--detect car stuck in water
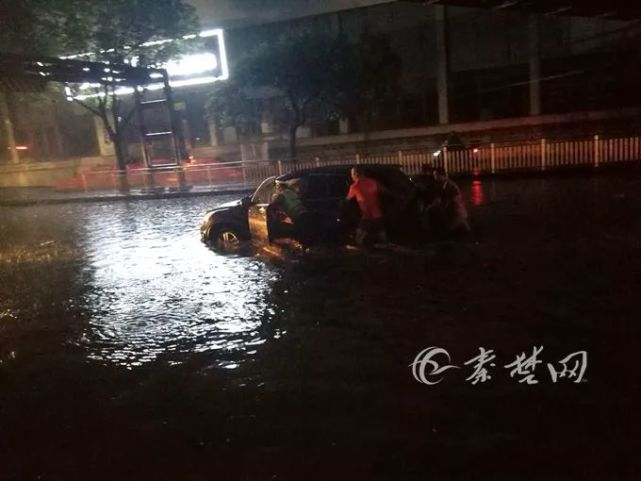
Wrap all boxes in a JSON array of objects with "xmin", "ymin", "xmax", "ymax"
[{"xmin": 200, "ymin": 165, "xmax": 422, "ymax": 252}]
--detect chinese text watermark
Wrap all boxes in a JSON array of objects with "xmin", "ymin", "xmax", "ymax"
[{"xmin": 410, "ymin": 346, "xmax": 587, "ymax": 385}]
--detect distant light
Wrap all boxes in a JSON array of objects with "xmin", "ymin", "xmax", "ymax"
[
  {"xmin": 65, "ymin": 28, "xmax": 229, "ymax": 100},
  {"xmin": 169, "ymin": 75, "xmax": 219, "ymax": 88},
  {"xmin": 14, "ymin": 146, "xmax": 28, "ymax": 151},
  {"xmin": 433, "ymin": 150, "xmax": 442, "ymax": 157},
  {"xmin": 72, "ymin": 75, "xmax": 222, "ymax": 100},
  {"xmin": 141, "ymin": 38, "xmax": 172, "ymax": 47},
  {"xmin": 473, "ymin": 148, "xmax": 479, "ymax": 154},
  {"xmin": 165, "ymin": 53, "xmax": 217, "ymax": 77},
  {"xmin": 199, "ymin": 29, "xmax": 220, "ymax": 38}
]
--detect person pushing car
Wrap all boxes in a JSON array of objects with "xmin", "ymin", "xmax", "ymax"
[{"xmin": 346, "ymin": 166, "xmax": 389, "ymax": 246}]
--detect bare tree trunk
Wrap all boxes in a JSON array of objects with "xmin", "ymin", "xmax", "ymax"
[
  {"xmin": 112, "ymin": 133, "xmax": 129, "ymax": 193},
  {"xmin": 289, "ymin": 124, "xmax": 298, "ymax": 163},
  {"xmin": 0, "ymin": 92, "xmax": 19, "ymax": 163},
  {"xmin": 51, "ymin": 110, "xmax": 64, "ymax": 158},
  {"xmin": 73, "ymin": 93, "xmax": 130, "ymax": 193}
]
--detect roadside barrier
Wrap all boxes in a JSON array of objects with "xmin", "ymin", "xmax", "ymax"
[{"xmin": 63, "ymin": 134, "xmax": 641, "ymax": 192}]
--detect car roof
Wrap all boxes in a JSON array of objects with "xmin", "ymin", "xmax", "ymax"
[{"xmin": 276, "ymin": 163, "xmax": 402, "ymax": 182}]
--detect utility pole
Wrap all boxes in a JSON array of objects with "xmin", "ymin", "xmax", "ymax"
[
  {"xmin": 435, "ymin": 5, "xmax": 450, "ymax": 125},
  {"xmin": 0, "ymin": 92, "xmax": 19, "ymax": 163}
]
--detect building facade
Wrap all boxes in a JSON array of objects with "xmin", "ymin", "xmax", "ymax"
[{"xmin": 2, "ymin": 1, "xmax": 640, "ymax": 165}]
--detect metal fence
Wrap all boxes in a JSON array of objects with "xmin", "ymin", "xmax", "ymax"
[
  {"xmin": 341, "ymin": 134, "xmax": 641, "ymax": 176},
  {"xmin": 69, "ymin": 134, "xmax": 641, "ymax": 192}
]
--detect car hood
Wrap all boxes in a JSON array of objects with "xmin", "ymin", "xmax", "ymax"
[
  {"xmin": 214, "ymin": 199, "xmax": 244, "ymax": 211},
  {"xmin": 203, "ymin": 198, "xmax": 247, "ymax": 221}
]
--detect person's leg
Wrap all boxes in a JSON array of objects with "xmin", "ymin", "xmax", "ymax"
[
  {"xmin": 295, "ymin": 213, "xmax": 314, "ymax": 247},
  {"xmin": 374, "ymin": 218, "xmax": 389, "ymax": 244},
  {"xmin": 420, "ymin": 206, "xmax": 431, "ymax": 235},
  {"xmin": 355, "ymin": 219, "xmax": 370, "ymax": 246}
]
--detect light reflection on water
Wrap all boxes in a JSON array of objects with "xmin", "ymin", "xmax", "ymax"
[
  {"xmin": 470, "ymin": 180, "xmax": 485, "ymax": 207},
  {"xmin": 76, "ymin": 198, "xmax": 278, "ymax": 368},
  {"xmin": 1, "ymin": 196, "xmax": 280, "ymax": 369}
]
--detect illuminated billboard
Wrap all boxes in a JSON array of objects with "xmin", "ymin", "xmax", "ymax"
[{"xmin": 64, "ymin": 29, "xmax": 228, "ymax": 100}]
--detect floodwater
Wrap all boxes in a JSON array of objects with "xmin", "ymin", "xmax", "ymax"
[{"xmin": 1, "ymin": 173, "xmax": 640, "ymax": 480}]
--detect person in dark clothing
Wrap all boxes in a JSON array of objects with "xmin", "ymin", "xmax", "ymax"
[
  {"xmin": 426, "ymin": 168, "xmax": 470, "ymax": 236},
  {"xmin": 270, "ymin": 181, "xmax": 316, "ymax": 246},
  {"xmin": 414, "ymin": 164, "xmax": 439, "ymax": 234},
  {"xmin": 414, "ymin": 163, "xmax": 438, "ymax": 204}
]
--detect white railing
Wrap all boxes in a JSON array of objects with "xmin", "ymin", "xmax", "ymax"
[{"xmin": 68, "ymin": 134, "xmax": 641, "ymax": 192}]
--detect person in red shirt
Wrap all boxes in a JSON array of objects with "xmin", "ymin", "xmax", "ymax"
[{"xmin": 346, "ymin": 166, "xmax": 388, "ymax": 246}]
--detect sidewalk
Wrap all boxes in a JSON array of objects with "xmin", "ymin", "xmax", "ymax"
[{"xmin": 0, "ymin": 184, "xmax": 255, "ymax": 207}]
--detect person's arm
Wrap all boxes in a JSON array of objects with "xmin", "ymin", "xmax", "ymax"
[
  {"xmin": 346, "ymin": 184, "xmax": 356, "ymax": 200},
  {"xmin": 269, "ymin": 193, "xmax": 291, "ymax": 222}
]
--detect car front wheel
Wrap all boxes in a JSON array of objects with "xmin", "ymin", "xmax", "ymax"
[{"xmin": 209, "ymin": 225, "xmax": 245, "ymax": 253}]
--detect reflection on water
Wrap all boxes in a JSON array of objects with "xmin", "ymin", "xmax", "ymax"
[
  {"xmin": 0, "ymin": 196, "xmax": 280, "ymax": 369},
  {"xmin": 470, "ymin": 180, "xmax": 485, "ymax": 207}
]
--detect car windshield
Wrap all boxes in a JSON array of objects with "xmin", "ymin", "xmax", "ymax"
[{"xmin": 251, "ymin": 177, "xmax": 276, "ymax": 204}]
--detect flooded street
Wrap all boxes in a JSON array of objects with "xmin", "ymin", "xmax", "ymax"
[{"xmin": 1, "ymin": 174, "xmax": 640, "ymax": 480}]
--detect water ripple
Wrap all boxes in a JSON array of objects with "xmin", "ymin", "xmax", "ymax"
[{"xmin": 1, "ymin": 196, "xmax": 281, "ymax": 369}]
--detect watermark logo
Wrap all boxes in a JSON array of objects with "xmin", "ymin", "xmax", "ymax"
[
  {"xmin": 410, "ymin": 346, "xmax": 587, "ymax": 385},
  {"xmin": 410, "ymin": 347, "xmax": 461, "ymax": 385}
]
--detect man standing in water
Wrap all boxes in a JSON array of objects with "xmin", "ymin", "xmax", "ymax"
[
  {"xmin": 347, "ymin": 166, "xmax": 388, "ymax": 246},
  {"xmin": 428, "ymin": 167, "xmax": 471, "ymax": 236}
]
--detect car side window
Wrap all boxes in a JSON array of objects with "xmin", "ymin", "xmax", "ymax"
[
  {"xmin": 252, "ymin": 178, "xmax": 276, "ymax": 204},
  {"xmin": 371, "ymin": 170, "xmax": 413, "ymax": 193},
  {"xmin": 301, "ymin": 174, "xmax": 350, "ymax": 199},
  {"xmin": 326, "ymin": 175, "xmax": 350, "ymax": 198},
  {"xmin": 303, "ymin": 175, "xmax": 327, "ymax": 199}
]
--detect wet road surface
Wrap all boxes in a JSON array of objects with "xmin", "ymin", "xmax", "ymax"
[{"xmin": 1, "ymin": 174, "xmax": 640, "ymax": 480}]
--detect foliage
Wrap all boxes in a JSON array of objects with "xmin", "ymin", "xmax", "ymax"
[
  {"xmin": 1, "ymin": 0, "xmax": 199, "ymax": 174},
  {"xmin": 0, "ymin": 0, "xmax": 89, "ymax": 55},
  {"xmin": 206, "ymin": 81, "xmax": 262, "ymax": 138},
  {"xmin": 326, "ymin": 31, "xmax": 402, "ymax": 128},
  {"xmin": 213, "ymin": 30, "xmax": 336, "ymax": 160},
  {"xmin": 73, "ymin": 0, "xmax": 198, "ymax": 65},
  {"xmin": 207, "ymin": 29, "xmax": 401, "ymax": 160},
  {"xmin": 61, "ymin": 0, "xmax": 199, "ymax": 173}
]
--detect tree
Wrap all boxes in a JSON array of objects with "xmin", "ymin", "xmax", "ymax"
[
  {"xmin": 206, "ymin": 67, "xmax": 262, "ymax": 139},
  {"xmin": 207, "ymin": 29, "xmax": 401, "ymax": 161},
  {"xmin": 209, "ymin": 30, "xmax": 337, "ymax": 161},
  {"xmin": 0, "ymin": 0, "xmax": 198, "ymax": 186},
  {"xmin": 62, "ymin": 0, "xmax": 199, "ymax": 190},
  {"xmin": 326, "ymin": 31, "xmax": 402, "ymax": 134},
  {"xmin": 0, "ymin": 0, "xmax": 90, "ymax": 163},
  {"xmin": 0, "ymin": 0, "xmax": 89, "ymax": 55}
]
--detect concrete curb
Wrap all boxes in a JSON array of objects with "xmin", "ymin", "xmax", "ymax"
[{"xmin": 0, "ymin": 187, "xmax": 254, "ymax": 207}]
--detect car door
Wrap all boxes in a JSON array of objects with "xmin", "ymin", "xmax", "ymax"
[
  {"xmin": 247, "ymin": 177, "xmax": 276, "ymax": 245},
  {"xmin": 301, "ymin": 173, "xmax": 351, "ymax": 241}
]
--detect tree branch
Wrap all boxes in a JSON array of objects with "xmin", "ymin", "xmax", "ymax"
[
  {"xmin": 72, "ymin": 98, "xmax": 102, "ymax": 118},
  {"xmin": 97, "ymin": 95, "xmax": 113, "ymax": 138},
  {"xmin": 122, "ymin": 106, "xmax": 137, "ymax": 128},
  {"xmin": 110, "ymin": 85, "xmax": 120, "ymax": 135}
]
